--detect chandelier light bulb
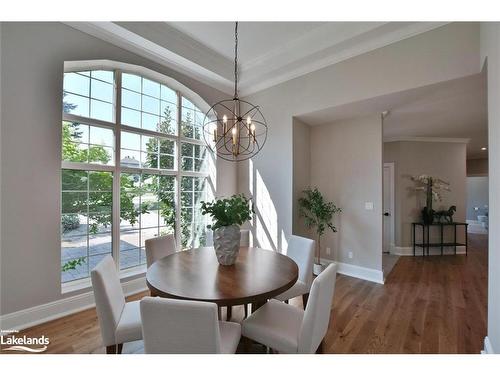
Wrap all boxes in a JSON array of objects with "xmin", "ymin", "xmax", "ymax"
[{"xmin": 223, "ymin": 115, "xmax": 228, "ymax": 124}]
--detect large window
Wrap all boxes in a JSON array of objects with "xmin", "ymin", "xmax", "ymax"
[{"xmin": 61, "ymin": 67, "xmax": 214, "ymax": 284}]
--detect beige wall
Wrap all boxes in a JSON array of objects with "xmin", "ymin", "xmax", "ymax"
[
  {"xmin": 383, "ymin": 141, "xmax": 467, "ymax": 248},
  {"xmin": 0, "ymin": 22, "xmax": 236, "ymax": 316},
  {"xmin": 292, "ymin": 118, "xmax": 311, "ymax": 239},
  {"xmin": 310, "ymin": 115, "xmax": 383, "ymax": 270},
  {"xmin": 467, "ymin": 158, "xmax": 488, "ymax": 176},
  {"xmin": 480, "ymin": 22, "xmax": 500, "ymax": 354},
  {"xmin": 238, "ymin": 23, "xmax": 480, "ymax": 255}
]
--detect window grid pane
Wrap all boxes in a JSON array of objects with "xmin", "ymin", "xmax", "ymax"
[
  {"xmin": 120, "ymin": 73, "xmax": 177, "ymax": 135},
  {"xmin": 119, "ymin": 173, "xmax": 176, "ymax": 270},
  {"xmin": 62, "ymin": 69, "xmax": 215, "ymax": 284},
  {"xmin": 61, "ymin": 170, "xmax": 113, "ymax": 283}
]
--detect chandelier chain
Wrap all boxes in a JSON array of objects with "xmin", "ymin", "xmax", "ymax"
[{"xmin": 234, "ymin": 21, "xmax": 238, "ymax": 99}]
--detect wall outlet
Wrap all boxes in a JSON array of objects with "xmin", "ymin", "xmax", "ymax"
[
  {"xmin": 325, "ymin": 247, "xmax": 331, "ymax": 255},
  {"xmin": 348, "ymin": 251, "xmax": 353, "ymax": 259},
  {"xmin": 365, "ymin": 202, "xmax": 374, "ymax": 210}
]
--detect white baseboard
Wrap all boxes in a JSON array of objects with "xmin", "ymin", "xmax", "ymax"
[
  {"xmin": 482, "ymin": 336, "xmax": 495, "ymax": 354},
  {"xmin": 393, "ymin": 246, "xmax": 466, "ymax": 256},
  {"xmin": 320, "ymin": 258, "xmax": 384, "ymax": 284},
  {"xmin": 0, "ymin": 277, "xmax": 147, "ymax": 333}
]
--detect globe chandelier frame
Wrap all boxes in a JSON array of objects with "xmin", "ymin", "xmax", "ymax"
[{"xmin": 203, "ymin": 22, "xmax": 268, "ymax": 162}]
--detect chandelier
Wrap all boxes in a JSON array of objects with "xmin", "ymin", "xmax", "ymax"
[{"xmin": 203, "ymin": 22, "xmax": 268, "ymax": 162}]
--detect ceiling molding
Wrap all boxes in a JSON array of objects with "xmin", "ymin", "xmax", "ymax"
[
  {"xmin": 64, "ymin": 22, "xmax": 235, "ymax": 95},
  {"xmin": 240, "ymin": 22, "xmax": 449, "ymax": 96},
  {"xmin": 65, "ymin": 21, "xmax": 449, "ymax": 98},
  {"xmin": 384, "ymin": 136, "xmax": 471, "ymax": 144}
]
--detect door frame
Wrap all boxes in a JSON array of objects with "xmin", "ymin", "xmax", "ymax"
[{"xmin": 383, "ymin": 162, "xmax": 395, "ymax": 254}]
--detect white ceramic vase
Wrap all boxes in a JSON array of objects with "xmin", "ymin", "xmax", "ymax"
[{"xmin": 213, "ymin": 225, "xmax": 241, "ymax": 265}]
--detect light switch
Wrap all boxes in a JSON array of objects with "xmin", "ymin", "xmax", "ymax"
[{"xmin": 365, "ymin": 202, "xmax": 374, "ymax": 210}]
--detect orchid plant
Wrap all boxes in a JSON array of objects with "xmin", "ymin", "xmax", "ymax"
[{"xmin": 411, "ymin": 174, "xmax": 451, "ymax": 223}]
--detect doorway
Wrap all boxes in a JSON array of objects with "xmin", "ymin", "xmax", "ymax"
[{"xmin": 382, "ymin": 162, "xmax": 398, "ymax": 278}]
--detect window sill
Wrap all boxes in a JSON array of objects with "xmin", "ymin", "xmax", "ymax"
[{"xmin": 61, "ymin": 264, "xmax": 147, "ymax": 295}]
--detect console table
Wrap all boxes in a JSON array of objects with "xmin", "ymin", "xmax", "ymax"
[{"xmin": 412, "ymin": 222, "xmax": 468, "ymax": 256}]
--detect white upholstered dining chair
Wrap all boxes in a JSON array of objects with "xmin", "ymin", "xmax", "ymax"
[
  {"xmin": 241, "ymin": 263, "xmax": 338, "ymax": 354},
  {"xmin": 144, "ymin": 234, "xmax": 176, "ymax": 268},
  {"xmin": 90, "ymin": 255, "xmax": 142, "ymax": 354},
  {"xmin": 140, "ymin": 297, "xmax": 242, "ymax": 353},
  {"xmin": 274, "ymin": 235, "xmax": 315, "ymax": 308}
]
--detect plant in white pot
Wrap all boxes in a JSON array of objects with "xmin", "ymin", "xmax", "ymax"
[
  {"xmin": 201, "ymin": 194, "xmax": 253, "ymax": 266},
  {"xmin": 298, "ymin": 188, "xmax": 341, "ymax": 275}
]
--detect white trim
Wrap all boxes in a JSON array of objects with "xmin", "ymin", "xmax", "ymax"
[
  {"xmin": 320, "ymin": 258, "xmax": 384, "ymax": 284},
  {"xmin": 240, "ymin": 23, "xmax": 449, "ymax": 96},
  {"xmin": 0, "ymin": 277, "xmax": 147, "ymax": 333},
  {"xmin": 65, "ymin": 22, "xmax": 449, "ymax": 97},
  {"xmin": 383, "ymin": 162, "xmax": 395, "ymax": 254},
  {"xmin": 393, "ymin": 246, "xmax": 466, "ymax": 256},
  {"xmin": 384, "ymin": 136, "xmax": 471, "ymax": 144},
  {"xmin": 482, "ymin": 336, "xmax": 495, "ymax": 354},
  {"xmin": 63, "ymin": 23, "xmax": 234, "ymax": 95}
]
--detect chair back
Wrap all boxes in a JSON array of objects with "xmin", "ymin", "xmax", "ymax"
[
  {"xmin": 140, "ymin": 297, "xmax": 222, "ymax": 353},
  {"xmin": 205, "ymin": 229, "xmax": 250, "ymax": 247},
  {"xmin": 287, "ymin": 235, "xmax": 315, "ymax": 288},
  {"xmin": 145, "ymin": 234, "xmax": 176, "ymax": 268},
  {"xmin": 297, "ymin": 263, "xmax": 337, "ymax": 353},
  {"xmin": 90, "ymin": 255, "xmax": 125, "ymax": 347}
]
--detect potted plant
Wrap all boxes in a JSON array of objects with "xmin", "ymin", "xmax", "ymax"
[
  {"xmin": 410, "ymin": 175, "xmax": 450, "ymax": 224},
  {"xmin": 201, "ymin": 194, "xmax": 253, "ymax": 265},
  {"xmin": 298, "ymin": 188, "xmax": 341, "ymax": 275}
]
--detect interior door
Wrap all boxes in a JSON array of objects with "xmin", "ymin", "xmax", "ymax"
[{"xmin": 383, "ymin": 163, "xmax": 394, "ymax": 253}]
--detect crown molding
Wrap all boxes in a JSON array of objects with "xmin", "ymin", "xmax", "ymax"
[
  {"xmin": 384, "ymin": 136, "xmax": 471, "ymax": 144},
  {"xmin": 65, "ymin": 21, "xmax": 449, "ymax": 98},
  {"xmin": 64, "ymin": 22, "xmax": 235, "ymax": 95},
  {"xmin": 240, "ymin": 22, "xmax": 449, "ymax": 96}
]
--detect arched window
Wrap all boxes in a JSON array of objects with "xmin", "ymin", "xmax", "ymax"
[{"xmin": 61, "ymin": 61, "xmax": 215, "ymax": 285}]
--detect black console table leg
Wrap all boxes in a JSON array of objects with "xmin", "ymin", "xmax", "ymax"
[
  {"xmin": 426, "ymin": 225, "xmax": 430, "ymax": 256},
  {"xmin": 413, "ymin": 224, "xmax": 416, "ymax": 256},
  {"xmin": 454, "ymin": 225, "xmax": 457, "ymax": 255},
  {"xmin": 465, "ymin": 226, "xmax": 468, "ymax": 256},
  {"xmin": 440, "ymin": 224, "xmax": 444, "ymax": 256},
  {"xmin": 422, "ymin": 225, "xmax": 425, "ymax": 257}
]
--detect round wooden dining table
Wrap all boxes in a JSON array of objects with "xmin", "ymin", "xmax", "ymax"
[{"xmin": 146, "ymin": 246, "xmax": 298, "ymax": 316}]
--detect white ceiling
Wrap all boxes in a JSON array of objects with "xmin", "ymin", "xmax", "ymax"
[
  {"xmin": 66, "ymin": 21, "xmax": 448, "ymax": 96},
  {"xmin": 167, "ymin": 22, "xmax": 327, "ymax": 63},
  {"xmin": 297, "ymin": 73, "xmax": 488, "ymax": 159}
]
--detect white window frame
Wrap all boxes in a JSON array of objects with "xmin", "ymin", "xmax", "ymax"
[{"xmin": 61, "ymin": 62, "xmax": 215, "ymax": 291}]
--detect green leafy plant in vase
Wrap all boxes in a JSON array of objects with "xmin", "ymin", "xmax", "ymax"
[
  {"xmin": 201, "ymin": 194, "xmax": 253, "ymax": 265},
  {"xmin": 298, "ymin": 188, "xmax": 341, "ymax": 275}
]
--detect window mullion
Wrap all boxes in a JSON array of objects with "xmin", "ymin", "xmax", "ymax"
[
  {"xmin": 176, "ymin": 91, "xmax": 182, "ymax": 251},
  {"xmin": 112, "ymin": 70, "xmax": 122, "ymax": 271}
]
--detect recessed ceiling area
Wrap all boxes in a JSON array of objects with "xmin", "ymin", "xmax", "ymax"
[
  {"xmin": 297, "ymin": 72, "xmax": 488, "ymax": 159},
  {"xmin": 67, "ymin": 21, "xmax": 448, "ymax": 96}
]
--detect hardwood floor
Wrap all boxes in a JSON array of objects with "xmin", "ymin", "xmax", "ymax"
[{"xmin": 2, "ymin": 234, "xmax": 487, "ymax": 354}]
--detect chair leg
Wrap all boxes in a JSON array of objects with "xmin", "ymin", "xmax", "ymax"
[
  {"xmin": 106, "ymin": 345, "xmax": 116, "ymax": 354},
  {"xmin": 227, "ymin": 306, "xmax": 232, "ymax": 321},
  {"xmin": 316, "ymin": 340, "xmax": 324, "ymax": 354},
  {"xmin": 117, "ymin": 343, "xmax": 123, "ymax": 354},
  {"xmin": 244, "ymin": 304, "xmax": 248, "ymax": 318},
  {"xmin": 302, "ymin": 293, "xmax": 309, "ymax": 309},
  {"xmin": 243, "ymin": 336, "xmax": 252, "ymax": 353}
]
